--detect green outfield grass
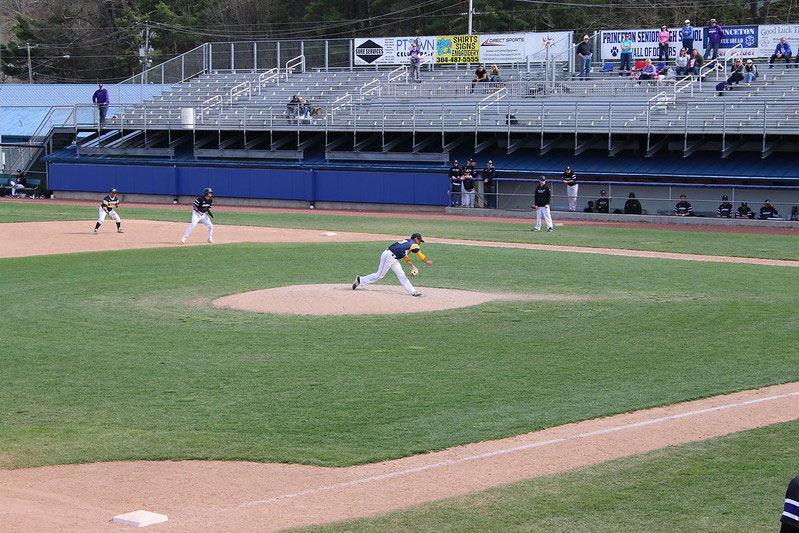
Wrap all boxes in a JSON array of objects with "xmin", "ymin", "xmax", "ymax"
[
  {"xmin": 1, "ymin": 201, "xmax": 798, "ymax": 260},
  {"xmin": 1, "ymin": 239, "xmax": 797, "ymax": 469},
  {"xmin": 304, "ymin": 420, "xmax": 799, "ymax": 532}
]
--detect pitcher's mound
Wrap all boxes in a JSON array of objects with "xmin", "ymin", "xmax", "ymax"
[{"xmin": 213, "ymin": 284, "xmax": 571, "ymax": 316}]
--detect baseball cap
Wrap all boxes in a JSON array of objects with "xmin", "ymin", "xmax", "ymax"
[
  {"xmin": 583, "ymin": 35, "xmax": 590, "ymax": 40},
  {"xmin": 685, "ymin": 19, "xmax": 690, "ymax": 23},
  {"xmin": 765, "ymin": 198, "xmax": 771, "ymax": 203},
  {"xmin": 600, "ymin": 189, "xmax": 606, "ymax": 194},
  {"xmin": 411, "ymin": 232, "xmax": 424, "ymax": 242},
  {"xmin": 539, "ymin": 175, "xmax": 546, "ymax": 180},
  {"xmin": 747, "ymin": 59, "xmax": 753, "ymax": 64},
  {"xmin": 722, "ymin": 195, "xmax": 728, "ymax": 200},
  {"xmin": 710, "ymin": 18, "xmax": 717, "ymax": 22},
  {"xmin": 110, "ymin": 188, "xmax": 117, "ymax": 193}
]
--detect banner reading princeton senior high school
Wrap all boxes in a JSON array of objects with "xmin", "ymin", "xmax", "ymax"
[{"xmin": 602, "ymin": 25, "xmax": 760, "ymax": 60}]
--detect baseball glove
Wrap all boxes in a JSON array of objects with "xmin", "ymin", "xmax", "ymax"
[{"xmin": 410, "ymin": 266, "xmax": 419, "ymax": 277}]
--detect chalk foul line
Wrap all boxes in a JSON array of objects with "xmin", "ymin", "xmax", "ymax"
[{"xmin": 239, "ymin": 390, "xmax": 799, "ymax": 508}]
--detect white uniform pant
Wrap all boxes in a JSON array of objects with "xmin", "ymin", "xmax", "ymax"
[
  {"xmin": 462, "ymin": 188, "xmax": 475, "ymax": 208},
  {"xmin": 10, "ymin": 181, "xmax": 24, "ymax": 196},
  {"xmin": 360, "ymin": 250, "xmax": 416, "ymax": 295},
  {"xmin": 567, "ymin": 184, "xmax": 578, "ymax": 211},
  {"xmin": 182, "ymin": 210, "xmax": 213, "ymax": 240},
  {"xmin": 97, "ymin": 207, "xmax": 121, "ymax": 224},
  {"xmin": 535, "ymin": 206, "xmax": 553, "ymax": 230}
]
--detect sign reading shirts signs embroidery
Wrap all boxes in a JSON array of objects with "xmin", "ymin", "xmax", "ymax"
[{"xmin": 436, "ymin": 34, "xmax": 480, "ymax": 63}]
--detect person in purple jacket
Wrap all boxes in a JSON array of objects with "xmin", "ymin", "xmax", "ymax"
[
  {"xmin": 704, "ymin": 18, "xmax": 725, "ymax": 61},
  {"xmin": 92, "ymin": 83, "xmax": 110, "ymax": 126}
]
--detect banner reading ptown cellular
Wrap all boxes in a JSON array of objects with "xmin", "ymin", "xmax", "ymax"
[{"xmin": 354, "ymin": 36, "xmax": 435, "ymax": 65}]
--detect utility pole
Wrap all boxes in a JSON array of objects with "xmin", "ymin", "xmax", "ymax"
[
  {"xmin": 467, "ymin": 0, "xmax": 474, "ymax": 34},
  {"xmin": 27, "ymin": 43, "xmax": 32, "ymax": 83}
]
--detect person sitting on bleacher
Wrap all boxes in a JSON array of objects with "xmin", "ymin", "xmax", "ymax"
[
  {"xmin": 674, "ymin": 194, "xmax": 693, "ymax": 216},
  {"xmin": 759, "ymin": 199, "xmax": 780, "ymax": 219},
  {"xmin": 471, "ymin": 65, "xmax": 488, "ymax": 93},
  {"xmin": 624, "ymin": 192, "xmax": 643, "ymax": 214},
  {"xmin": 736, "ymin": 202, "xmax": 755, "ymax": 219},
  {"xmin": 717, "ymin": 195, "xmax": 734, "ymax": 218},
  {"xmin": 744, "ymin": 59, "xmax": 759, "ymax": 85},
  {"xmin": 489, "ymin": 65, "xmax": 503, "ymax": 82},
  {"xmin": 769, "ymin": 37, "xmax": 792, "ymax": 68},
  {"xmin": 727, "ymin": 58, "xmax": 745, "ymax": 86},
  {"xmin": 658, "ymin": 66, "xmax": 676, "ymax": 85},
  {"xmin": 638, "ymin": 58, "xmax": 657, "ymax": 82},
  {"xmin": 688, "ymin": 49, "xmax": 703, "ymax": 75},
  {"xmin": 9, "ymin": 170, "xmax": 26, "ymax": 197},
  {"xmin": 675, "ymin": 48, "xmax": 689, "ymax": 76}
]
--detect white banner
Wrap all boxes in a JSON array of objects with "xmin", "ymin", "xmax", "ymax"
[
  {"xmin": 479, "ymin": 34, "xmax": 527, "ymax": 63},
  {"xmin": 758, "ymin": 23, "xmax": 799, "ymax": 58},
  {"xmin": 524, "ymin": 31, "xmax": 573, "ymax": 62},
  {"xmin": 601, "ymin": 28, "xmax": 702, "ymax": 61},
  {"xmin": 354, "ymin": 36, "xmax": 435, "ymax": 65}
]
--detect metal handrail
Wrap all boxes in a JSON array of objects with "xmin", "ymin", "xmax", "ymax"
[
  {"xmin": 285, "ymin": 54, "xmax": 306, "ymax": 80},
  {"xmin": 257, "ymin": 68, "xmax": 280, "ymax": 91},
  {"xmin": 388, "ymin": 65, "xmax": 408, "ymax": 83},
  {"xmin": 359, "ymin": 78, "xmax": 380, "ymax": 98},
  {"xmin": 229, "ymin": 80, "xmax": 251, "ymax": 102},
  {"xmin": 331, "ymin": 93, "xmax": 352, "ymax": 111},
  {"xmin": 201, "ymin": 95, "xmax": 223, "ymax": 112},
  {"xmin": 478, "ymin": 87, "xmax": 507, "ymax": 112}
]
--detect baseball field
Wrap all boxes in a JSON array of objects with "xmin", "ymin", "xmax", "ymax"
[{"xmin": 0, "ymin": 199, "xmax": 797, "ymax": 531}]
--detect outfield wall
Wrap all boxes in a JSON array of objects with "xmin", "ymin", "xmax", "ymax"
[{"xmin": 48, "ymin": 163, "xmax": 450, "ymax": 207}]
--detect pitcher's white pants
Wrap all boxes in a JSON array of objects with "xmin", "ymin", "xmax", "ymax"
[
  {"xmin": 360, "ymin": 250, "xmax": 416, "ymax": 295},
  {"xmin": 182, "ymin": 210, "xmax": 213, "ymax": 240},
  {"xmin": 535, "ymin": 206, "xmax": 553, "ymax": 230},
  {"xmin": 97, "ymin": 207, "xmax": 121, "ymax": 224},
  {"xmin": 567, "ymin": 184, "xmax": 578, "ymax": 211}
]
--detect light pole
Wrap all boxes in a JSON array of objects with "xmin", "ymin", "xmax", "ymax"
[
  {"xmin": 27, "ymin": 42, "xmax": 32, "ymax": 83},
  {"xmin": 467, "ymin": 0, "xmax": 474, "ymax": 35}
]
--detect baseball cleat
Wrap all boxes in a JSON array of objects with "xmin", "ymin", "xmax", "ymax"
[
  {"xmin": 208, "ymin": 238, "xmax": 214, "ymax": 243},
  {"xmin": 547, "ymin": 228, "xmax": 554, "ymax": 232},
  {"xmin": 352, "ymin": 275, "xmax": 360, "ymax": 290},
  {"xmin": 180, "ymin": 237, "xmax": 186, "ymax": 244},
  {"xmin": 411, "ymin": 291, "xmax": 422, "ymax": 297},
  {"xmin": 532, "ymin": 228, "xmax": 540, "ymax": 231},
  {"xmin": 117, "ymin": 229, "xmax": 124, "ymax": 233},
  {"xmin": 92, "ymin": 229, "xmax": 98, "ymax": 234}
]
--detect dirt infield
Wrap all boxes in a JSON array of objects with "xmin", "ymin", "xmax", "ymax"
[
  {"xmin": 1, "ymin": 383, "xmax": 797, "ymax": 531},
  {"xmin": 2, "ymin": 217, "xmax": 798, "ymax": 531},
  {"xmin": 213, "ymin": 284, "xmax": 587, "ymax": 315}
]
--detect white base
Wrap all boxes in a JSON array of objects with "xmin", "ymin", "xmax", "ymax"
[{"xmin": 112, "ymin": 510, "xmax": 168, "ymax": 528}]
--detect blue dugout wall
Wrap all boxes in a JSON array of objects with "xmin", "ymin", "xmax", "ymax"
[{"xmin": 48, "ymin": 163, "xmax": 450, "ymax": 206}]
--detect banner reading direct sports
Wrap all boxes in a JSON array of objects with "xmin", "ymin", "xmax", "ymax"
[{"xmin": 354, "ymin": 32, "xmax": 571, "ymax": 65}]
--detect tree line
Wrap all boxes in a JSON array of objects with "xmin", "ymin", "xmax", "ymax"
[{"xmin": 0, "ymin": 0, "xmax": 793, "ymax": 82}]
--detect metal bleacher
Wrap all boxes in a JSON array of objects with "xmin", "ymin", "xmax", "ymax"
[{"xmin": 75, "ymin": 40, "xmax": 799, "ymax": 161}]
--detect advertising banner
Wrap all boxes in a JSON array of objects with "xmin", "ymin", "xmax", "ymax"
[
  {"xmin": 704, "ymin": 25, "xmax": 758, "ymax": 57},
  {"xmin": 524, "ymin": 31, "xmax": 573, "ymax": 62},
  {"xmin": 601, "ymin": 28, "xmax": 701, "ymax": 60},
  {"xmin": 354, "ymin": 36, "xmax": 435, "ymax": 65},
  {"xmin": 435, "ymin": 34, "xmax": 480, "ymax": 64},
  {"xmin": 479, "ymin": 34, "xmax": 527, "ymax": 63},
  {"xmin": 758, "ymin": 23, "xmax": 799, "ymax": 58}
]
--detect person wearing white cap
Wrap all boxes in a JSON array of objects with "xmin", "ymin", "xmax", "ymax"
[
  {"xmin": 680, "ymin": 20, "xmax": 695, "ymax": 53},
  {"xmin": 743, "ymin": 59, "xmax": 758, "ymax": 84},
  {"xmin": 576, "ymin": 35, "xmax": 593, "ymax": 80},
  {"xmin": 531, "ymin": 176, "xmax": 554, "ymax": 232}
]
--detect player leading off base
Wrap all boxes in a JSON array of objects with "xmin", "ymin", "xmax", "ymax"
[
  {"xmin": 92, "ymin": 188, "xmax": 123, "ymax": 234},
  {"xmin": 352, "ymin": 233, "xmax": 432, "ymax": 296},
  {"xmin": 180, "ymin": 188, "xmax": 214, "ymax": 243}
]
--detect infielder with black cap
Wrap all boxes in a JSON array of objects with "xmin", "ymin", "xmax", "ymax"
[
  {"xmin": 352, "ymin": 233, "xmax": 432, "ymax": 297},
  {"xmin": 180, "ymin": 188, "xmax": 215, "ymax": 243},
  {"xmin": 92, "ymin": 188, "xmax": 123, "ymax": 234}
]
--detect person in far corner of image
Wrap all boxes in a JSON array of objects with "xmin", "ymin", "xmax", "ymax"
[
  {"xmin": 736, "ymin": 201, "xmax": 754, "ymax": 218},
  {"xmin": 674, "ymin": 194, "xmax": 693, "ymax": 216},
  {"xmin": 595, "ymin": 190, "xmax": 610, "ymax": 213},
  {"xmin": 717, "ymin": 195, "xmax": 734, "ymax": 218},
  {"xmin": 93, "ymin": 83, "xmax": 110, "ymax": 126},
  {"xmin": 759, "ymin": 199, "xmax": 780, "ymax": 219},
  {"xmin": 531, "ymin": 175, "xmax": 554, "ymax": 232},
  {"xmin": 562, "ymin": 166, "xmax": 578, "ymax": 211},
  {"xmin": 782, "ymin": 475, "xmax": 799, "ymax": 533},
  {"xmin": 448, "ymin": 160, "xmax": 462, "ymax": 207},
  {"xmin": 624, "ymin": 192, "xmax": 642, "ymax": 214}
]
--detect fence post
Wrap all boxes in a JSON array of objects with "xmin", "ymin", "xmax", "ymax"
[
  {"xmin": 253, "ymin": 42, "xmax": 257, "ymax": 71},
  {"xmin": 722, "ymin": 101, "xmax": 726, "ymax": 155},
  {"xmin": 208, "ymin": 44, "xmax": 213, "ymax": 73},
  {"xmin": 276, "ymin": 41, "xmax": 281, "ymax": 70},
  {"xmin": 181, "ymin": 55, "xmax": 185, "ymax": 82},
  {"xmin": 762, "ymin": 100, "xmax": 767, "ymax": 153},
  {"xmin": 349, "ymin": 39, "xmax": 354, "ymax": 71},
  {"xmin": 230, "ymin": 42, "xmax": 235, "ymax": 71},
  {"xmin": 325, "ymin": 40, "xmax": 329, "ymax": 72}
]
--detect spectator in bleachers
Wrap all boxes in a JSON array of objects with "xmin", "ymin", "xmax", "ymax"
[
  {"xmin": 736, "ymin": 202, "xmax": 755, "ymax": 218},
  {"xmin": 744, "ymin": 59, "xmax": 759, "ymax": 84},
  {"xmin": 619, "ymin": 33, "xmax": 633, "ymax": 76},
  {"xmin": 482, "ymin": 160, "xmax": 496, "ymax": 208},
  {"xmin": 675, "ymin": 48, "xmax": 689, "ymax": 76},
  {"xmin": 409, "ymin": 42, "xmax": 422, "ymax": 83},
  {"xmin": 704, "ymin": 18, "xmax": 725, "ymax": 61},
  {"xmin": 562, "ymin": 166, "xmax": 578, "ymax": 211},
  {"xmin": 577, "ymin": 35, "xmax": 593, "ymax": 80},
  {"xmin": 759, "ymin": 199, "xmax": 780, "ymax": 219},
  {"xmin": 680, "ymin": 20, "xmax": 695, "ymax": 53},
  {"xmin": 638, "ymin": 58, "xmax": 657, "ymax": 81},
  {"xmin": 92, "ymin": 83, "xmax": 110, "ymax": 126},
  {"xmin": 674, "ymin": 194, "xmax": 693, "ymax": 216},
  {"xmin": 471, "ymin": 65, "xmax": 488, "ymax": 92},
  {"xmin": 658, "ymin": 26, "xmax": 671, "ymax": 61},
  {"xmin": 717, "ymin": 195, "xmax": 734, "ymax": 218},
  {"xmin": 658, "ymin": 66, "xmax": 676, "ymax": 85},
  {"xmin": 448, "ymin": 160, "xmax": 462, "ymax": 206},
  {"xmin": 769, "ymin": 37, "xmax": 792, "ymax": 68},
  {"xmin": 624, "ymin": 192, "xmax": 643, "ymax": 214},
  {"xmin": 727, "ymin": 58, "xmax": 745, "ymax": 86},
  {"xmin": 595, "ymin": 190, "xmax": 610, "ymax": 213},
  {"xmin": 461, "ymin": 169, "xmax": 476, "ymax": 208},
  {"xmin": 688, "ymin": 49, "xmax": 703, "ymax": 75},
  {"xmin": 489, "ymin": 65, "xmax": 503, "ymax": 82}
]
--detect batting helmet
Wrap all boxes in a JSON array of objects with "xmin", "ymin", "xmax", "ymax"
[
  {"xmin": 110, "ymin": 188, "xmax": 117, "ymax": 193},
  {"xmin": 203, "ymin": 188, "xmax": 213, "ymax": 195}
]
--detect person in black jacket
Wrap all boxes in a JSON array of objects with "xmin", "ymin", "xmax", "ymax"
[
  {"xmin": 717, "ymin": 195, "xmax": 734, "ymax": 217},
  {"xmin": 759, "ymin": 199, "xmax": 779, "ymax": 219},
  {"xmin": 782, "ymin": 476, "xmax": 799, "ymax": 533},
  {"xmin": 482, "ymin": 160, "xmax": 497, "ymax": 208},
  {"xmin": 531, "ymin": 176, "xmax": 553, "ymax": 232},
  {"xmin": 624, "ymin": 192, "xmax": 643, "ymax": 214},
  {"xmin": 736, "ymin": 202, "xmax": 754, "ymax": 218},
  {"xmin": 448, "ymin": 160, "xmax": 462, "ymax": 206},
  {"xmin": 180, "ymin": 187, "xmax": 215, "ymax": 243},
  {"xmin": 595, "ymin": 190, "xmax": 610, "ymax": 213},
  {"xmin": 461, "ymin": 169, "xmax": 476, "ymax": 208}
]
